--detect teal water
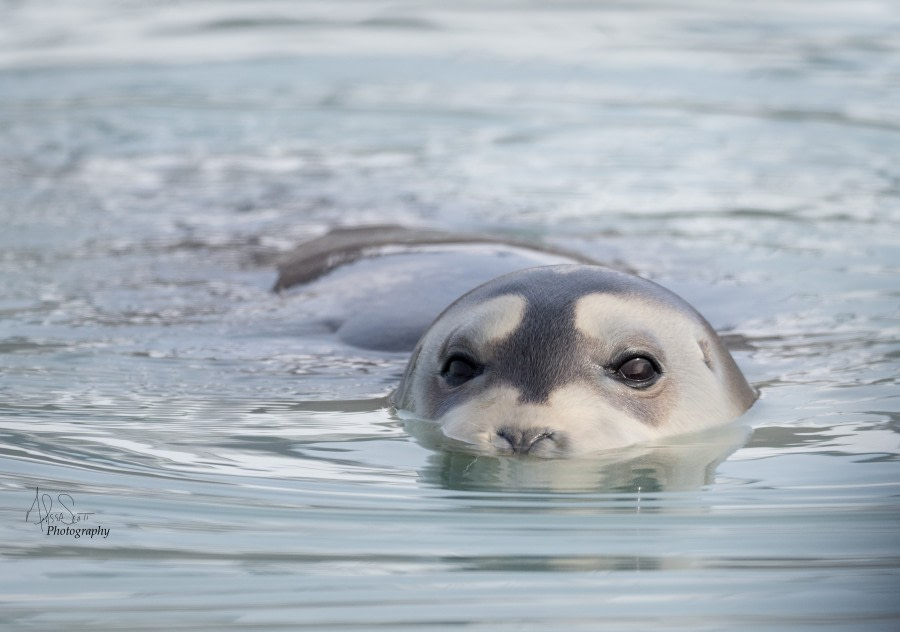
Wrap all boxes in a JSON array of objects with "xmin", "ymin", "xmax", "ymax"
[{"xmin": 1, "ymin": 1, "xmax": 899, "ymax": 629}]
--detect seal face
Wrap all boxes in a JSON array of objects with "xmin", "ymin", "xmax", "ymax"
[{"xmin": 391, "ymin": 265, "xmax": 757, "ymax": 457}]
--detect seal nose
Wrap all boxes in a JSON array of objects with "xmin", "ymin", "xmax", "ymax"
[{"xmin": 496, "ymin": 427, "xmax": 554, "ymax": 455}]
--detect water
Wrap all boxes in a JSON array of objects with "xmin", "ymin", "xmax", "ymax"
[{"xmin": 2, "ymin": 0, "xmax": 899, "ymax": 629}]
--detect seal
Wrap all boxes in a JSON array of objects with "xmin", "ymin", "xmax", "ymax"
[
  {"xmin": 389, "ymin": 265, "xmax": 757, "ymax": 457},
  {"xmin": 275, "ymin": 227, "xmax": 757, "ymax": 457}
]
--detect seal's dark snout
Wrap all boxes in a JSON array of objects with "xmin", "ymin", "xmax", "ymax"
[{"xmin": 496, "ymin": 427, "xmax": 554, "ymax": 455}]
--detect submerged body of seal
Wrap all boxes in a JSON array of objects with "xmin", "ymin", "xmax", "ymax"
[{"xmin": 275, "ymin": 226, "xmax": 757, "ymax": 457}]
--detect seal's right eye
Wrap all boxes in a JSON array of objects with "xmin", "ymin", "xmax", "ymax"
[{"xmin": 441, "ymin": 354, "xmax": 480, "ymax": 387}]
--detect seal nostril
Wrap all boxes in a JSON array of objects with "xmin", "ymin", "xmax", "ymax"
[{"xmin": 496, "ymin": 427, "xmax": 554, "ymax": 455}]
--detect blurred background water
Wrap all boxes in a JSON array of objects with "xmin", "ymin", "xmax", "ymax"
[{"xmin": 1, "ymin": 1, "xmax": 899, "ymax": 630}]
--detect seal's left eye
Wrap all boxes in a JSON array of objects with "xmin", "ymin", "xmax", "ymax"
[
  {"xmin": 615, "ymin": 356, "xmax": 660, "ymax": 386},
  {"xmin": 441, "ymin": 355, "xmax": 480, "ymax": 387}
]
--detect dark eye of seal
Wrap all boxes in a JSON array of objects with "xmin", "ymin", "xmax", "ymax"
[
  {"xmin": 615, "ymin": 356, "xmax": 660, "ymax": 387},
  {"xmin": 441, "ymin": 355, "xmax": 481, "ymax": 387}
]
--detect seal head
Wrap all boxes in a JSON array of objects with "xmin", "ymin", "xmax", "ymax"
[{"xmin": 391, "ymin": 265, "xmax": 757, "ymax": 457}]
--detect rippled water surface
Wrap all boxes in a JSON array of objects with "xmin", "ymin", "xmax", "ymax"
[{"xmin": 2, "ymin": 1, "xmax": 899, "ymax": 629}]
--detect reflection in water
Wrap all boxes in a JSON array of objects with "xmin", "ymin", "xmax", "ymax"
[{"xmin": 410, "ymin": 418, "xmax": 751, "ymax": 492}]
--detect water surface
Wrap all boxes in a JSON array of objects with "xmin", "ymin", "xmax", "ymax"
[{"xmin": 1, "ymin": 1, "xmax": 899, "ymax": 629}]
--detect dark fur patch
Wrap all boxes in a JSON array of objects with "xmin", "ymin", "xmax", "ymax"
[{"xmin": 468, "ymin": 267, "xmax": 640, "ymax": 404}]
